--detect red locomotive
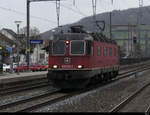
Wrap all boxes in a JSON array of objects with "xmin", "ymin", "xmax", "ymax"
[{"xmin": 46, "ymin": 26, "xmax": 119, "ymax": 89}]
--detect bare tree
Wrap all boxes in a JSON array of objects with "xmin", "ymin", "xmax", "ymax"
[
  {"xmin": 18, "ymin": 26, "xmax": 40, "ymax": 54},
  {"xmin": 19, "ymin": 26, "xmax": 40, "ymax": 37}
]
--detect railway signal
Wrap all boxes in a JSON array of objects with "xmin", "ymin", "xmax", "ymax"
[{"xmin": 133, "ymin": 34, "xmax": 137, "ymax": 44}]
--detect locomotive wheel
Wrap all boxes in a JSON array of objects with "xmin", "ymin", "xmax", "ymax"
[
  {"xmin": 107, "ymin": 72, "xmax": 112, "ymax": 81},
  {"xmin": 103, "ymin": 73, "xmax": 109, "ymax": 82},
  {"xmin": 90, "ymin": 74, "xmax": 103, "ymax": 84},
  {"xmin": 112, "ymin": 71, "xmax": 118, "ymax": 78},
  {"xmin": 98, "ymin": 74, "xmax": 103, "ymax": 82}
]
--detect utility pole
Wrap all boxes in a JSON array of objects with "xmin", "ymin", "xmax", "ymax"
[
  {"xmin": 27, "ymin": 0, "xmax": 30, "ymax": 71},
  {"xmin": 26, "ymin": 0, "xmax": 62, "ymax": 71},
  {"xmin": 56, "ymin": 0, "xmax": 61, "ymax": 27},
  {"xmin": 137, "ymin": 0, "xmax": 143, "ymax": 47},
  {"xmin": 15, "ymin": 21, "xmax": 22, "ymax": 75},
  {"xmin": 110, "ymin": 12, "xmax": 112, "ymax": 40},
  {"xmin": 128, "ymin": 23, "xmax": 130, "ymax": 56},
  {"xmin": 73, "ymin": 0, "xmax": 75, "ymax": 6},
  {"xmin": 92, "ymin": 0, "xmax": 97, "ymax": 32}
]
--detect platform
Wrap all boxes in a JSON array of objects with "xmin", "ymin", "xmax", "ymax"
[{"xmin": 0, "ymin": 71, "xmax": 47, "ymax": 84}]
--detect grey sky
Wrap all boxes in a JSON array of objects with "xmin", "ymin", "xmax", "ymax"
[{"xmin": 0, "ymin": 0, "xmax": 150, "ymax": 33}]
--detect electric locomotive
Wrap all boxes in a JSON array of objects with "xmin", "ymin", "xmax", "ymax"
[{"xmin": 47, "ymin": 26, "xmax": 119, "ymax": 89}]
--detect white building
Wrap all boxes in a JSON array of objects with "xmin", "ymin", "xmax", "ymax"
[
  {"xmin": 30, "ymin": 44, "xmax": 48, "ymax": 65},
  {"xmin": 1, "ymin": 28, "xmax": 17, "ymax": 41}
]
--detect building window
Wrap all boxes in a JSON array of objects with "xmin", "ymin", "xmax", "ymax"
[{"xmin": 97, "ymin": 46, "xmax": 100, "ymax": 56}]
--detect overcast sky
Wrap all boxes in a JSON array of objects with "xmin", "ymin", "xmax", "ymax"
[{"xmin": 0, "ymin": 0, "xmax": 150, "ymax": 33}]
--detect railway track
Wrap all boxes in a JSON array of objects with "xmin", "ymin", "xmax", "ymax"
[
  {"xmin": 0, "ymin": 78, "xmax": 49, "ymax": 96},
  {"xmin": 0, "ymin": 63, "xmax": 150, "ymax": 112},
  {"xmin": 119, "ymin": 63, "xmax": 150, "ymax": 75},
  {"xmin": 145, "ymin": 105, "xmax": 150, "ymax": 113},
  {"xmin": 109, "ymin": 81, "xmax": 150, "ymax": 112},
  {"xmin": 19, "ymin": 66, "xmax": 150, "ymax": 112},
  {"xmin": 0, "ymin": 61, "xmax": 149, "ymax": 96},
  {"xmin": 0, "ymin": 88, "xmax": 61, "ymax": 112}
]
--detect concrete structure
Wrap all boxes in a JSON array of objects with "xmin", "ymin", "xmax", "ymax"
[
  {"xmin": 1, "ymin": 28, "xmax": 17, "ymax": 41},
  {"xmin": 30, "ymin": 44, "xmax": 48, "ymax": 65},
  {"xmin": 0, "ymin": 28, "xmax": 27, "ymax": 65},
  {"xmin": 0, "ymin": 32, "xmax": 15, "ymax": 64},
  {"xmin": 0, "ymin": 28, "xmax": 49, "ymax": 65},
  {"xmin": 0, "ymin": 71, "xmax": 47, "ymax": 85}
]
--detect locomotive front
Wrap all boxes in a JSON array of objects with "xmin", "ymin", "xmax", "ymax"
[{"xmin": 47, "ymin": 33, "xmax": 93, "ymax": 89}]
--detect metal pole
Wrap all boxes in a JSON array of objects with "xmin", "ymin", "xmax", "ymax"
[
  {"xmin": 17, "ymin": 24, "xmax": 20, "ymax": 75},
  {"xmin": 128, "ymin": 23, "xmax": 130, "ymax": 56},
  {"xmin": 131, "ymin": 26, "xmax": 133, "ymax": 56},
  {"xmin": 110, "ymin": 12, "xmax": 112, "ymax": 40},
  {"xmin": 27, "ymin": 0, "xmax": 30, "ymax": 71},
  {"xmin": 56, "ymin": 0, "xmax": 60, "ymax": 27},
  {"xmin": 37, "ymin": 44, "xmax": 38, "ymax": 63},
  {"xmin": 92, "ymin": 0, "xmax": 97, "ymax": 32}
]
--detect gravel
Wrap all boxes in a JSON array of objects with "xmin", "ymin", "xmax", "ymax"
[
  {"xmin": 34, "ymin": 69, "xmax": 150, "ymax": 112},
  {"xmin": 0, "ymin": 86, "xmax": 54, "ymax": 108}
]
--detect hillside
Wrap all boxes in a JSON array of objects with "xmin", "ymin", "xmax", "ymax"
[{"xmin": 41, "ymin": 5, "xmax": 150, "ymax": 40}]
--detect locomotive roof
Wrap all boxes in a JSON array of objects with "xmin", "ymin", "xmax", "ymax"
[
  {"xmin": 51, "ymin": 33, "xmax": 117, "ymax": 45},
  {"xmin": 53, "ymin": 33, "xmax": 93, "ymax": 40}
]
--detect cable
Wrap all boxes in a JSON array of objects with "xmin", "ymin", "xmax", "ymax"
[
  {"xmin": 0, "ymin": 6, "xmax": 57, "ymax": 24},
  {"xmin": 57, "ymin": 2, "xmax": 87, "ymax": 17}
]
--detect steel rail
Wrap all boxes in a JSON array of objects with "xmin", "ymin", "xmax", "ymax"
[
  {"xmin": 0, "ymin": 82, "xmax": 49, "ymax": 96},
  {"xmin": 109, "ymin": 82, "xmax": 150, "ymax": 112},
  {"xmin": 0, "ymin": 77, "xmax": 47, "ymax": 90},
  {"xmin": 1, "ymin": 61, "xmax": 149, "ymax": 95},
  {"xmin": 145, "ymin": 105, "xmax": 150, "ymax": 113},
  {"xmin": 1, "ymin": 63, "xmax": 150, "ymax": 112},
  {"xmin": 0, "ymin": 88, "xmax": 60, "ymax": 112},
  {"xmin": 119, "ymin": 63, "xmax": 150, "ymax": 75},
  {"xmin": 17, "ymin": 66, "xmax": 150, "ymax": 112}
]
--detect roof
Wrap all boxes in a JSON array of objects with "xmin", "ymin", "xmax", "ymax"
[
  {"xmin": 0, "ymin": 32, "xmax": 14, "ymax": 51},
  {"xmin": 53, "ymin": 33, "xmax": 93, "ymax": 41},
  {"xmin": 2, "ymin": 28, "xmax": 17, "ymax": 38}
]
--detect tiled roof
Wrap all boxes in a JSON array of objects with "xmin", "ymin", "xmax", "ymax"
[
  {"xmin": 2, "ymin": 28, "xmax": 17, "ymax": 38},
  {"xmin": 0, "ymin": 32, "xmax": 14, "ymax": 51}
]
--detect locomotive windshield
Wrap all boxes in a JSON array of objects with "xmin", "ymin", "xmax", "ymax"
[
  {"xmin": 52, "ymin": 40, "xmax": 66, "ymax": 55},
  {"xmin": 70, "ymin": 41, "xmax": 85, "ymax": 55}
]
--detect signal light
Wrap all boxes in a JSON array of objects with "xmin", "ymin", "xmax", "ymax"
[
  {"xmin": 66, "ymin": 40, "xmax": 70, "ymax": 44},
  {"xmin": 133, "ymin": 34, "xmax": 137, "ymax": 44}
]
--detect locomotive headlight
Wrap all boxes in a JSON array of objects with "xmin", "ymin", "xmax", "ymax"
[
  {"xmin": 77, "ymin": 65, "xmax": 83, "ymax": 69},
  {"xmin": 66, "ymin": 40, "xmax": 70, "ymax": 44},
  {"xmin": 53, "ymin": 65, "xmax": 58, "ymax": 69}
]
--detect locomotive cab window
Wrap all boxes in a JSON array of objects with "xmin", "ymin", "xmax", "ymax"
[
  {"xmin": 70, "ymin": 41, "xmax": 85, "ymax": 55},
  {"xmin": 86, "ymin": 41, "xmax": 92, "ymax": 55},
  {"xmin": 52, "ymin": 40, "xmax": 66, "ymax": 55}
]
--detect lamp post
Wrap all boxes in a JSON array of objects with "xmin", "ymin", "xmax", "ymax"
[{"xmin": 15, "ymin": 21, "xmax": 22, "ymax": 75}]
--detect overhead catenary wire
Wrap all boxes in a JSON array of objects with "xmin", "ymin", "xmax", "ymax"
[
  {"xmin": 61, "ymin": 1, "xmax": 87, "ymax": 17},
  {"xmin": 0, "ymin": 1, "xmax": 87, "ymax": 25},
  {"xmin": 0, "ymin": 6, "xmax": 57, "ymax": 24}
]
